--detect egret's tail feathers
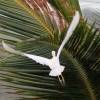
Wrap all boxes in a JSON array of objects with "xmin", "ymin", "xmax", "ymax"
[{"xmin": 49, "ymin": 66, "xmax": 65, "ymax": 76}]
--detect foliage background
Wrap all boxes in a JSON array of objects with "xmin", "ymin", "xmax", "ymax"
[{"xmin": 0, "ymin": 0, "xmax": 100, "ymax": 100}]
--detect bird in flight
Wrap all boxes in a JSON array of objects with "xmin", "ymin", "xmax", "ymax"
[{"xmin": 2, "ymin": 11, "xmax": 80, "ymax": 86}]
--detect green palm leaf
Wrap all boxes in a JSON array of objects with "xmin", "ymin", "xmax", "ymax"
[
  {"xmin": 0, "ymin": 0, "xmax": 100, "ymax": 100},
  {"xmin": 0, "ymin": 40, "xmax": 96, "ymax": 100}
]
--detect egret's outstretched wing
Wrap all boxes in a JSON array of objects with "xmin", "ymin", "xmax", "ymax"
[
  {"xmin": 2, "ymin": 41, "xmax": 50, "ymax": 66},
  {"xmin": 57, "ymin": 11, "xmax": 80, "ymax": 58},
  {"xmin": 23, "ymin": 53, "xmax": 50, "ymax": 66}
]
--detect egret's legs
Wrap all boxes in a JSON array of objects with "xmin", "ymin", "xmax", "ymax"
[{"xmin": 58, "ymin": 74, "xmax": 65, "ymax": 86}]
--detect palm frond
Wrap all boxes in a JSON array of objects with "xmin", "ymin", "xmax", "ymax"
[
  {"xmin": 0, "ymin": 0, "xmax": 50, "ymax": 42},
  {"xmin": 0, "ymin": 0, "xmax": 100, "ymax": 100},
  {"xmin": 0, "ymin": 40, "xmax": 96, "ymax": 100},
  {"xmin": 49, "ymin": 0, "xmax": 82, "ymax": 22}
]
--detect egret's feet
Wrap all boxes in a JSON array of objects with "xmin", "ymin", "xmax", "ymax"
[{"xmin": 58, "ymin": 74, "xmax": 65, "ymax": 86}]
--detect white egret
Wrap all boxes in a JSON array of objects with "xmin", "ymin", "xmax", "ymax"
[{"xmin": 2, "ymin": 11, "xmax": 80, "ymax": 86}]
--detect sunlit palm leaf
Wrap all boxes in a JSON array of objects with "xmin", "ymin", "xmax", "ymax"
[{"xmin": 0, "ymin": 0, "xmax": 51, "ymax": 42}]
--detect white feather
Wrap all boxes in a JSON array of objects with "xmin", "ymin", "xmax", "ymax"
[
  {"xmin": 49, "ymin": 65, "xmax": 65, "ymax": 76},
  {"xmin": 2, "ymin": 41, "xmax": 22, "ymax": 55},
  {"xmin": 23, "ymin": 53, "xmax": 50, "ymax": 66},
  {"xmin": 57, "ymin": 11, "xmax": 80, "ymax": 58}
]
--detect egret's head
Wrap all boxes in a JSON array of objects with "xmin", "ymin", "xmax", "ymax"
[{"xmin": 51, "ymin": 51, "xmax": 56, "ymax": 57}]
